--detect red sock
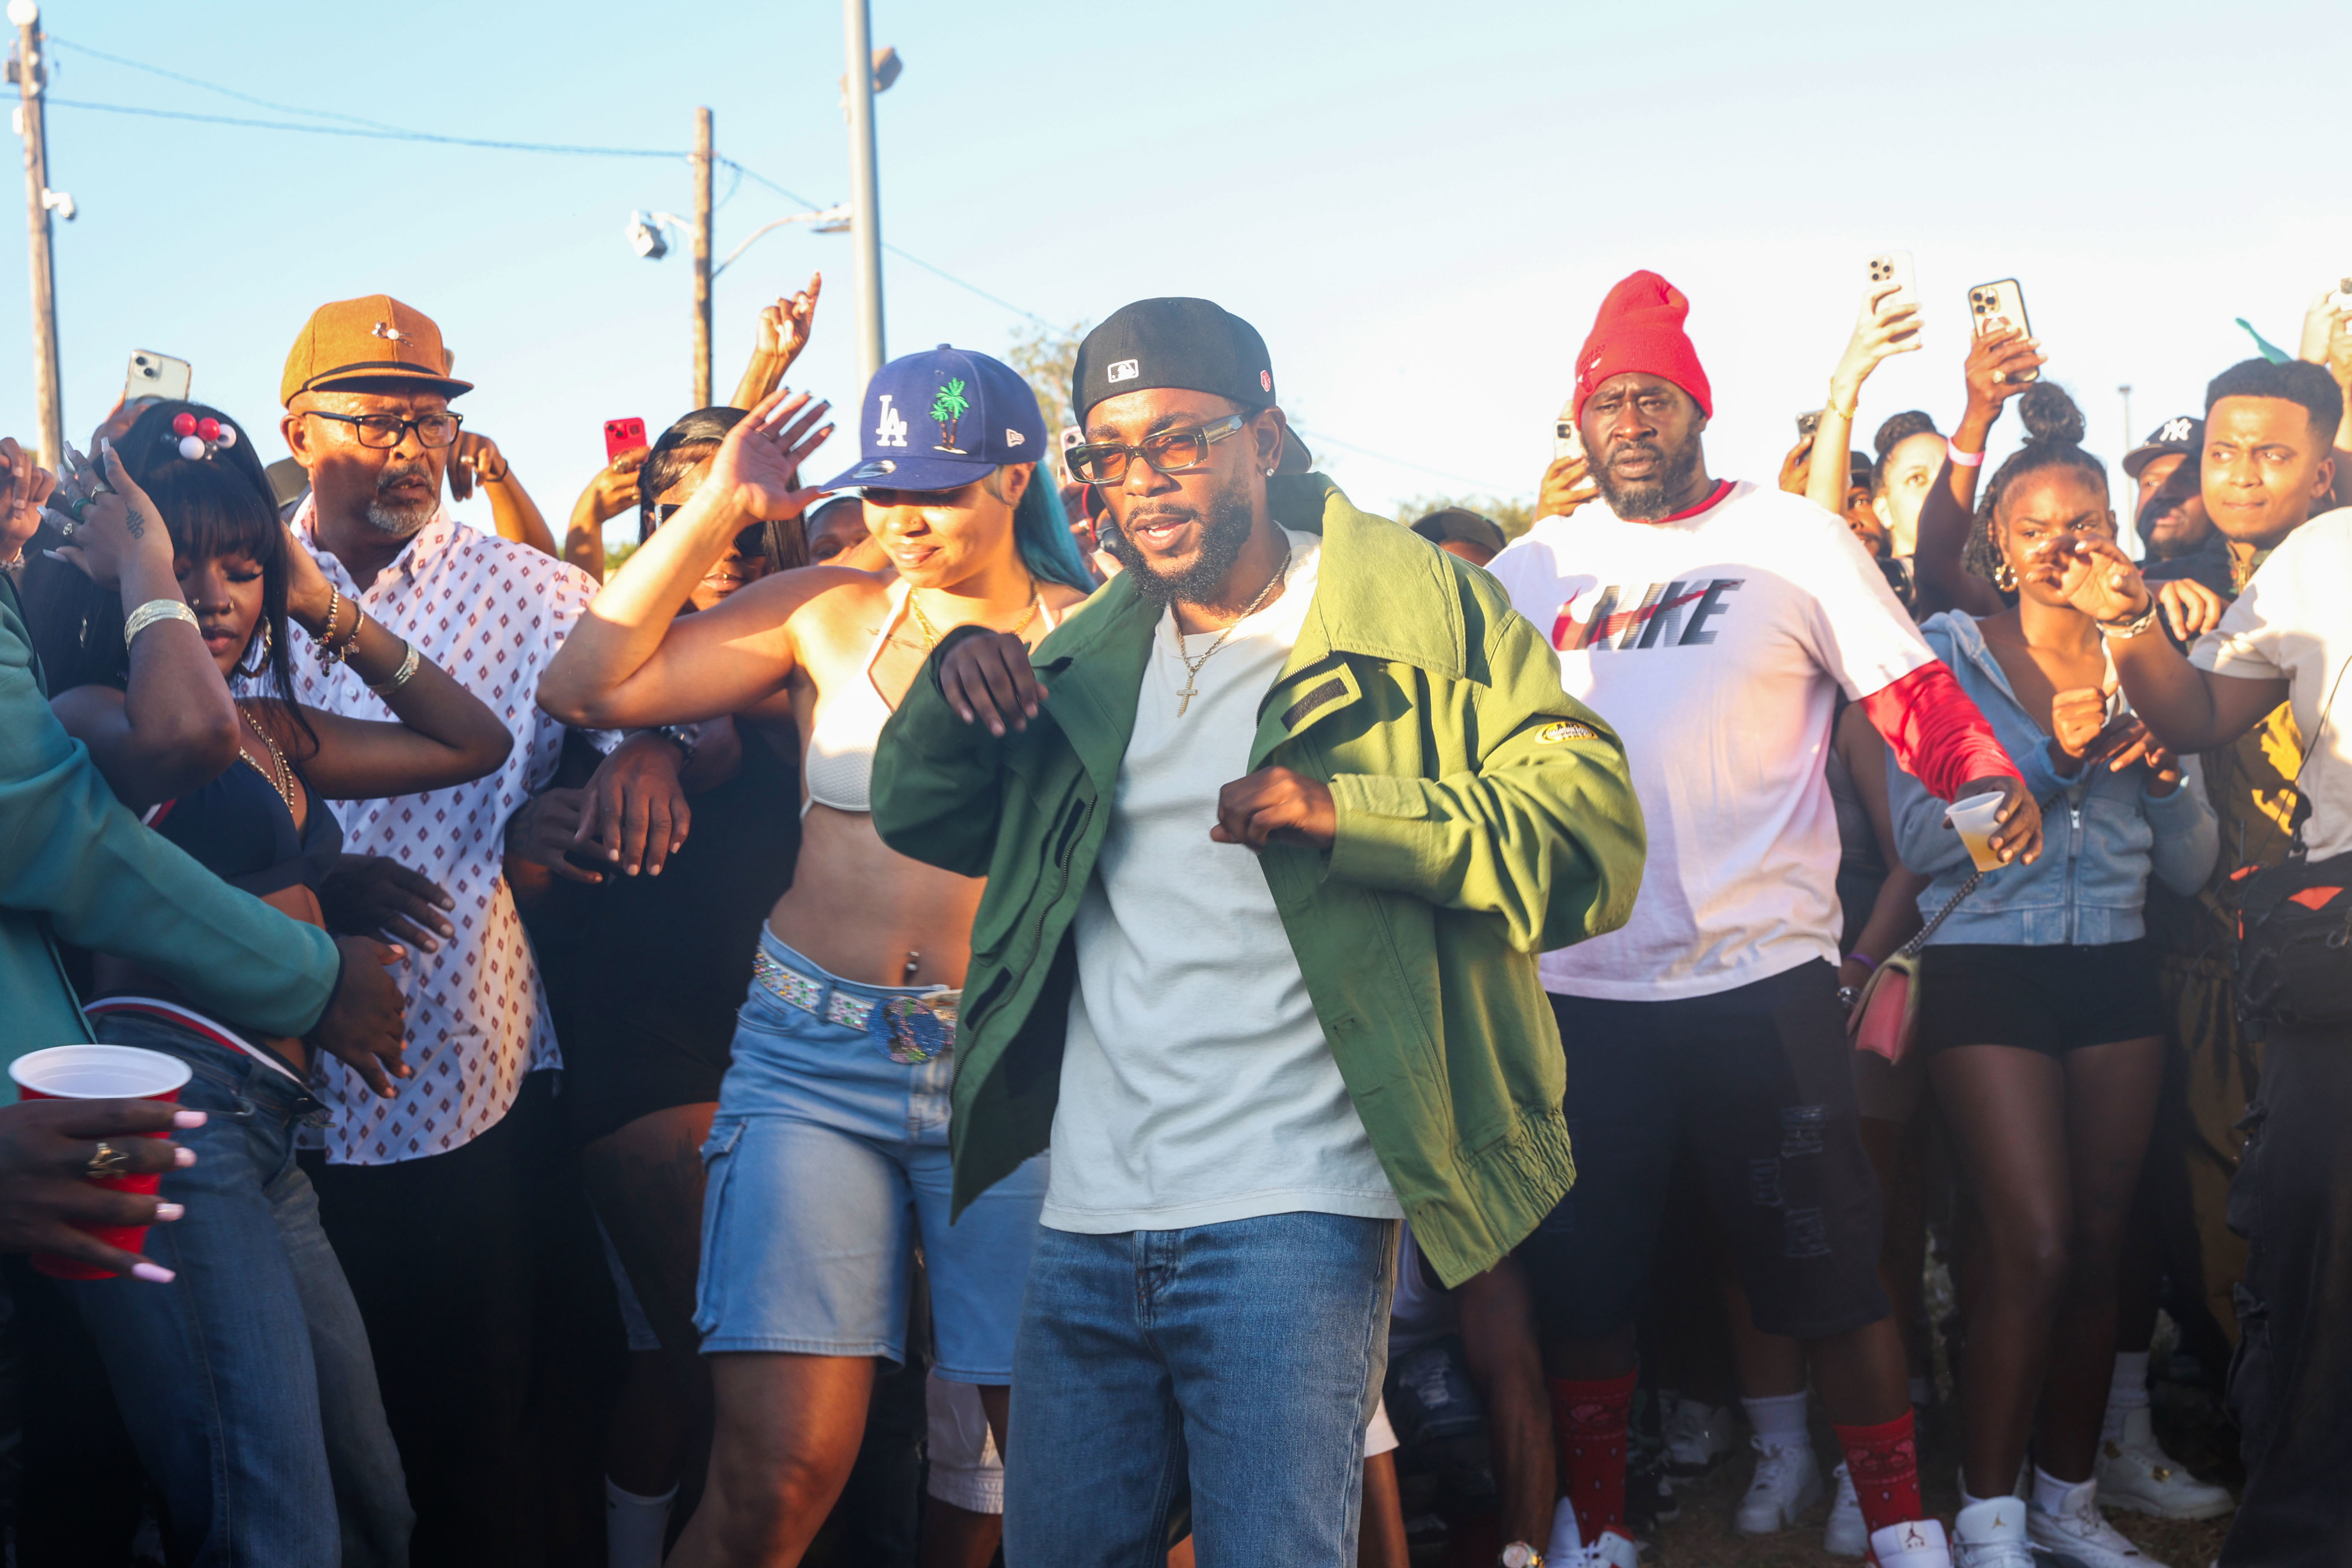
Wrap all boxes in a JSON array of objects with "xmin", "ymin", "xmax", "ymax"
[
  {"xmin": 1547, "ymin": 1371, "xmax": 1636, "ymax": 1543},
  {"xmin": 1834, "ymin": 1412, "xmax": 1923, "ymax": 1536}
]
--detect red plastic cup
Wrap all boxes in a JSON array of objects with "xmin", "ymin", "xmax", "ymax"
[{"xmin": 9, "ymin": 1045, "xmax": 192, "ymax": 1280}]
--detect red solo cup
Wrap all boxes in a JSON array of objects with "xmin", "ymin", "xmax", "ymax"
[{"xmin": 9, "ymin": 1045, "xmax": 192, "ymax": 1280}]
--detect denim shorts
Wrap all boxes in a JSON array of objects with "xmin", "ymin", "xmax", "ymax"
[{"xmin": 693, "ymin": 930, "xmax": 1047, "ymax": 1381}]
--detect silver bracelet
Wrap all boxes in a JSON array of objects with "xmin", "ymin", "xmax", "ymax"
[
  {"xmin": 366, "ymin": 639, "xmax": 422, "ymax": 695},
  {"xmin": 2099, "ymin": 602, "xmax": 2161, "ymax": 641},
  {"xmin": 122, "ymin": 599, "xmax": 199, "ymax": 647}
]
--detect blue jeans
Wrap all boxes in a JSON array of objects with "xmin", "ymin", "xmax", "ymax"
[
  {"xmin": 71, "ymin": 1011, "xmax": 412, "ymax": 1568},
  {"xmin": 1004, "ymin": 1212, "xmax": 1398, "ymax": 1566}
]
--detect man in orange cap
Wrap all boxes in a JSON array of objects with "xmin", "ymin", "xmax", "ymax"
[
  {"xmin": 276, "ymin": 295, "xmax": 620, "ymax": 1565},
  {"xmin": 1488, "ymin": 273, "xmax": 2038, "ymax": 1568}
]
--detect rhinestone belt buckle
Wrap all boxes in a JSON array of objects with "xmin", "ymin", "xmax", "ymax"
[{"xmin": 883, "ymin": 989, "xmax": 960, "ymax": 1064}]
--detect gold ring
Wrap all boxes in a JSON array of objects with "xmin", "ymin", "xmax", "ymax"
[{"xmin": 86, "ymin": 1141, "xmax": 132, "ymax": 1178}]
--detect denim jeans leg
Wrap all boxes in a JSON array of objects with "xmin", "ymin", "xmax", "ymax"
[
  {"xmin": 1157, "ymin": 1213, "xmax": 1397, "ymax": 1565},
  {"xmin": 1003, "ymin": 1227, "xmax": 1190, "ymax": 1566},
  {"xmin": 273, "ymin": 1153, "xmax": 413, "ymax": 1567},
  {"xmin": 69, "ymin": 1067, "xmax": 341, "ymax": 1567}
]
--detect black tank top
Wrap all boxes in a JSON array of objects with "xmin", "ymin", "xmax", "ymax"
[{"xmin": 148, "ymin": 753, "xmax": 343, "ymax": 900}]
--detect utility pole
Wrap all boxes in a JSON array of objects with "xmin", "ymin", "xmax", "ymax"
[
  {"xmin": 842, "ymin": 0, "xmax": 885, "ymax": 398},
  {"xmin": 691, "ymin": 106, "xmax": 713, "ymax": 410},
  {"xmin": 2117, "ymin": 385, "xmax": 2133, "ymax": 457},
  {"xmin": 9, "ymin": 0, "xmax": 61, "ymax": 470}
]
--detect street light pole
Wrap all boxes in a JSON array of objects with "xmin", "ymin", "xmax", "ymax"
[
  {"xmin": 9, "ymin": 0, "xmax": 62, "ymax": 469},
  {"xmin": 691, "ymin": 106, "xmax": 713, "ymax": 410},
  {"xmin": 842, "ymin": 0, "xmax": 885, "ymax": 399}
]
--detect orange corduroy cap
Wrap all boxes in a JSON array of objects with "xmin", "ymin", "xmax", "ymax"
[
  {"xmin": 280, "ymin": 295, "xmax": 472, "ymax": 406},
  {"xmin": 1572, "ymin": 270, "xmax": 1712, "ymax": 422}
]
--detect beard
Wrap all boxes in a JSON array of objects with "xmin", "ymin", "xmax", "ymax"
[
  {"xmin": 1591, "ymin": 434, "xmax": 1705, "ymax": 521},
  {"xmin": 1099, "ymin": 474, "xmax": 1258, "ymax": 610},
  {"xmin": 363, "ymin": 459, "xmax": 439, "ymax": 537}
]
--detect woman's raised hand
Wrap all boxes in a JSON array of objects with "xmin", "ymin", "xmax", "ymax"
[
  {"xmin": 0, "ymin": 435, "xmax": 56, "ymax": 562},
  {"xmin": 2054, "ymin": 536, "xmax": 2150, "ymax": 625},
  {"xmin": 1962, "ymin": 324, "xmax": 2045, "ymax": 420},
  {"xmin": 1830, "ymin": 283, "xmax": 1923, "ymax": 404},
  {"xmin": 48, "ymin": 440, "xmax": 170, "ymax": 590},
  {"xmin": 280, "ymin": 523, "xmax": 340, "ymax": 631},
  {"xmin": 707, "ymin": 386, "xmax": 836, "ymax": 523}
]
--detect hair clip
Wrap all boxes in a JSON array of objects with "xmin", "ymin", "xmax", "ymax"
[{"xmin": 166, "ymin": 410, "xmax": 239, "ymax": 461}]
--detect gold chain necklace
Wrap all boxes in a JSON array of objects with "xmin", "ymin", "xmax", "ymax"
[
  {"xmin": 238, "ymin": 703, "xmax": 298, "ymax": 815},
  {"xmin": 1172, "ymin": 547, "xmax": 1291, "ymax": 717},
  {"xmin": 906, "ymin": 579, "xmax": 1042, "ymax": 650}
]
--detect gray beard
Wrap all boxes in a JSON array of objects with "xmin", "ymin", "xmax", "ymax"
[
  {"xmin": 1591, "ymin": 437, "xmax": 1705, "ymax": 521},
  {"xmin": 1101, "ymin": 477, "xmax": 1258, "ymax": 611},
  {"xmin": 363, "ymin": 461, "xmax": 438, "ymax": 537}
]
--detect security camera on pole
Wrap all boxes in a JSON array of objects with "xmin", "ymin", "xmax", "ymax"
[{"xmin": 7, "ymin": 0, "xmax": 73, "ymax": 470}]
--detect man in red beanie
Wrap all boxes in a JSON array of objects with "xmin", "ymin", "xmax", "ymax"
[{"xmin": 1488, "ymin": 272, "xmax": 2040, "ymax": 1568}]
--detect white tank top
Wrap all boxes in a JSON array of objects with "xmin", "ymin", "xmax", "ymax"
[{"xmin": 801, "ymin": 579, "xmax": 1061, "ymax": 816}]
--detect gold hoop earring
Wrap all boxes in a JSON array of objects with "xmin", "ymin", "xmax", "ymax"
[
  {"xmin": 1993, "ymin": 556, "xmax": 2017, "ymax": 593},
  {"xmin": 236, "ymin": 620, "xmax": 272, "ymax": 678}
]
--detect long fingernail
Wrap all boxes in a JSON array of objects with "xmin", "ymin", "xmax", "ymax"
[
  {"xmin": 131, "ymin": 1262, "xmax": 175, "ymax": 1283},
  {"xmin": 172, "ymin": 1110, "xmax": 207, "ymax": 1128},
  {"xmin": 153, "ymin": 1203, "xmax": 185, "ymax": 1222},
  {"xmin": 174, "ymin": 1148, "xmax": 198, "ymax": 1167}
]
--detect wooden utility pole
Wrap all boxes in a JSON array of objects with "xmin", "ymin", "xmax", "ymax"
[
  {"xmin": 11, "ymin": 0, "xmax": 62, "ymax": 469},
  {"xmin": 690, "ymin": 106, "xmax": 713, "ymax": 410}
]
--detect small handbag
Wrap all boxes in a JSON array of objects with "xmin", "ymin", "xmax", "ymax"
[{"xmin": 1847, "ymin": 868, "xmax": 1984, "ymax": 1064}]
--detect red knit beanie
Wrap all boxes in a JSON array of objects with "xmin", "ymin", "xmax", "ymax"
[{"xmin": 1573, "ymin": 270, "xmax": 1712, "ymax": 423}]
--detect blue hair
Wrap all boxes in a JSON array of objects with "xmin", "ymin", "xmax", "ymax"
[{"xmin": 1012, "ymin": 467, "xmax": 1095, "ymax": 590}]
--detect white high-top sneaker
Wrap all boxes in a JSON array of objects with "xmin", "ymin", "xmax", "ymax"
[
  {"xmin": 1869, "ymin": 1517, "xmax": 1952, "ymax": 1568},
  {"xmin": 1950, "ymin": 1496, "xmax": 2034, "ymax": 1568},
  {"xmin": 1734, "ymin": 1435, "xmax": 1825, "ymax": 1533},
  {"xmin": 1661, "ymin": 1394, "xmax": 1736, "ymax": 1476},
  {"xmin": 2027, "ymin": 1475, "xmax": 2167, "ymax": 1568},
  {"xmin": 1823, "ymin": 1459, "xmax": 1867, "ymax": 1556},
  {"xmin": 2094, "ymin": 1406, "xmax": 2235, "ymax": 1520}
]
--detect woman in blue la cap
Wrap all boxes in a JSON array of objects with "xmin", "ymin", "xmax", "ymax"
[{"xmin": 539, "ymin": 350, "xmax": 1094, "ymax": 1567}]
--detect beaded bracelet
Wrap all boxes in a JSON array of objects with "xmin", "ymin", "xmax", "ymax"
[{"xmin": 317, "ymin": 587, "xmax": 363, "ymax": 666}]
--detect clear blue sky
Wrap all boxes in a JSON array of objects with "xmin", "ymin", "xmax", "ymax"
[{"xmin": 5, "ymin": 0, "xmax": 2346, "ymax": 541}]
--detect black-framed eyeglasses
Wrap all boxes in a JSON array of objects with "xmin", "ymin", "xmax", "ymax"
[
  {"xmin": 303, "ymin": 409, "xmax": 464, "ymax": 449},
  {"xmin": 647, "ymin": 501, "xmax": 689, "ymax": 530},
  {"xmin": 1065, "ymin": 414, "xmax": 1246, "ymax": 486}
]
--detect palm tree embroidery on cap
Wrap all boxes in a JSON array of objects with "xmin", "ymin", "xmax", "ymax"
[{"xmin": 930, "ymin": 379, "xmax": 970, "ymax": 454}]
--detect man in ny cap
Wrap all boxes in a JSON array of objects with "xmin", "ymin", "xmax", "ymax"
[
  {"xmin": 2124, "ymin": 415, "xmax": 2221, "ymax": 580},
  {"xmin": 278, "ymin": 295, "xmax": 610, "ymax": 1564},
  {"xmin": 868, "ymin": 296, "xmax": 1645, "ymax": 1564}
]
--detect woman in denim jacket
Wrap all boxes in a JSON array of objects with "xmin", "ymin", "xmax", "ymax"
[{"xmin": 1883, "ymin": 386, "xmax": 2216, "ymax": 1568}]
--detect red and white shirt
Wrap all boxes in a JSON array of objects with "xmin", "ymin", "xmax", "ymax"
[
  {"xmin": 286, "ymin": 500, "xmax": 602, "ymax": 1164},
  {"xmin": 1488, "ymin": 480, "xmax": 1939, "ymax": 999}
]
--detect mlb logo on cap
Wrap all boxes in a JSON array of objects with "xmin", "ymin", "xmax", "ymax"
[{"xmin": 821, "ymin": 343, "xmax": 1048, "ymax": 493}]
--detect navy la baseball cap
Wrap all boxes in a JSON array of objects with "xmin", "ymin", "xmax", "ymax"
[{"xmin": 821, "ymin": 345, "xmax": 1046, "ymax": 492}]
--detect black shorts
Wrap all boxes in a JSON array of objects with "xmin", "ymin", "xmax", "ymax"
[
  {"xmin": 1515, "ymin": 960, "xmax": 1889, "ymax": 1342},
  {"xmin": 1910, "ymin": 940, "xmax": 2166, "ymax": 1057}
]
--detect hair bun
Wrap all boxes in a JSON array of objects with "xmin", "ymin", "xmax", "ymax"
[
  {"xmin": 2016, "ymin": 383, "xmax": 2086, "ymax": 447},
  {"xmin": 1872, "ymin": 409, "xmax": 1937, "ymax": 459}
]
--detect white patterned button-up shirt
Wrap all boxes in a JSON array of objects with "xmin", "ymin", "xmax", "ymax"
[{"xmin": 286, "ymin": 499, "xmax": 600, "ymax": 1164}]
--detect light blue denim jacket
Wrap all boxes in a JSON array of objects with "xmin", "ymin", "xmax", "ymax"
[{"xmin": 1886, "ymin": 611, "xmax": 2217, "ymax": 947}]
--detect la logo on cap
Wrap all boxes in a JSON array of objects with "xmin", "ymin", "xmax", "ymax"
[{"xmin": 1107, "ymin": 358, "xmax": 1140, "ymax": 383}]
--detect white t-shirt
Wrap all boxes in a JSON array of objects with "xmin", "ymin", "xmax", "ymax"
[
  {"xmin": 2193, "ymin": 509, "xmax": 2352, "ymax": 861},
  {"xmin": 1486, "ymin": 480, "xmax": 1934, "ymax": 999},
  {"xmin": 1043, "ymin": 529, "xmax": 1401, "ymax": 1233}
]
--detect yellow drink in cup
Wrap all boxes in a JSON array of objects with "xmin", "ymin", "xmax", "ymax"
[{"xmin": 1945, "ymin": 792, "xmax": 2007, "ymax": 873}]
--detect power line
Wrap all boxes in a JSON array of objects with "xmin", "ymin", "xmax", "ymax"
[
  {"xmin": 44, "ymin": 96, "xmax": 681, "ymax": 159},
  {"xmin": 48, "ymin": 36, "xmax": 414, "ymax": 133}
]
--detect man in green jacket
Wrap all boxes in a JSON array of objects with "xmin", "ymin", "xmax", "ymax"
[
  {"xmin": 0, "ymin": 439, "xmax": 403, "ymax": 1159},
  {"xmin": 871, "ymin": 298, "xmax": 1645, "ymax": 1566}
]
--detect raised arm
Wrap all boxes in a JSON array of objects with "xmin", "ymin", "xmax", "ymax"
[
  {"xmin": 1806, "ymin": 285, "xmax": 1922, "ymax": 516},
  {"xmin": 1912, "ymin": 327, "xmax": 2044, "ymax": 618},
  {"xmin": 563, "ymin": 446, "xmax": 647, "ymax": 584},
  {"xmin": 267, "ymin": 527, "xmax": 513, "ymax": 800},
  {"xmin": 449, "ymin": 432, "xmax": 559, "ymax": 559},
  {"xmin": 728, "ymin": 274, "xmax": 821, "ymax": 412},
  {"xmin": 44, "ymin": 442, "xmax": 240, "ymax": 809},
  {"xmin": 2059, "ymin": 537, "xmax": 2287, "ymax": 751},
  {"xmin": 537, "ymin": 387, "xmax": 834, "ymax": 728},
  {"xmin": 2298, "ymin": 285, "xmax": 2352, "ymax": 509}
]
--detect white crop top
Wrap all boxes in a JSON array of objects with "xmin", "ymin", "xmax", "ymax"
[{"xmin": 801, "ymin": 579, "xmax": 1062, "ymax": 815}]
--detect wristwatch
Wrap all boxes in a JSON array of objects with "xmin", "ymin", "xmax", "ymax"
[
  {"xmin": 1838, "ymin": 984, "xmax": 1862, "ymax": 1012},
  {"xmin": 1499, "ymin": 1544, "xmax": 1544, "ymax": 1568},
  {"xmin": 653, "ymin": 722, "xmax": 703, "ymax": 767}
]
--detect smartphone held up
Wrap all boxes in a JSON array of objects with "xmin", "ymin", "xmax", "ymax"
[
  {"xmin": 125, "ymin": 350, "xmax": 191, "ymax": 404},
  {"xmin": 1967, "ymin": 278, "xmax": 2037, "ymax": 380},
  {"xmin": 603, "ymin": 417, "xmax": 647, "ymax": 462}
]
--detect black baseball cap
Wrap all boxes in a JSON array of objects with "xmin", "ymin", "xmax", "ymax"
[
  {"xmin": 1074, "ymin": 297, "xmax": 1277, "ymax": 426},
  {"xmin": 2122, "ymin": 415, "xmax": 2204, "ymax": 480}
]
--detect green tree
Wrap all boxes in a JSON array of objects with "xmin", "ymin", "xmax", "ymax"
[
  {"xmin": 1392, "ymin": 493, "xmax": 1538, "ymax": 541},
  {"xmin": 930, "ymin": 379, "xmax": 971, "ymax": 449},
  {"xmin": 1007, "ymin": 320, "xmax": 1088, "ymax": 441}
]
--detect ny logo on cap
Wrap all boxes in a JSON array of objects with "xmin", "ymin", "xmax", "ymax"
[
  {"xmin": 2160, "ymin": 417, "xmax": 2194, "ymax": 443},
  {"xmin": 875, "ymin": 395, "xmax": 909, "ymax": 449},
  {"xmin": 1107, "ymin": 359, "xmax": 1140, "ymax": 383}
]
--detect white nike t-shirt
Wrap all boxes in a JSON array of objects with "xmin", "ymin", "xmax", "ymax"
[{"xmin": 1486, "ymin": 480, "xmax": 1934, "ymax": 999}]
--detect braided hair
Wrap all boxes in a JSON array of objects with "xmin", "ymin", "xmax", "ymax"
[{"xmin": 1963, "ymin": 383, "xmax": 2107, "ymax": 592}]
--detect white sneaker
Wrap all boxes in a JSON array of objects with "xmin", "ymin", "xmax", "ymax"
[
  {"xmin": 1823, "ymin": 1460, "xmax": 1867, "ymax": 1556},
  {"xmin": 2094, "ymin": 1407, "xmax": 2235, "ymax": 1521},
  {"xmin": 1872, "ymin": 1517, "xmax": 1953, "ymax": 1568},
  {"xmin": 2027, "ymin": 1476, "xmax": 2167, "ymax": 1568},
  {"xmin": 1950, "ymin": 1496, "xmax": 2035, "ymax": 1568},
  {"xmin": 1735, "ymin": 1435, "xmax": 1825, "ymax": 1534},
  {"xmin": 1661, "ymin": 1395, "xmax": 1735, "ymax": 1476}
]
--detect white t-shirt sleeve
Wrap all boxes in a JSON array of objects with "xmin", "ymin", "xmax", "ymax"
[
  {"xmin": 2190, "ymin": 549, "xmax": 2292, "ymax": 680},
  {"xmin": 1789, "ymin": 506, "xmax": 1935, "ymax": 700}
]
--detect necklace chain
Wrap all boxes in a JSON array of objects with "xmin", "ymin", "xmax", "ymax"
[
  {"xmin": 905, "ymin": 579, "xmax": 1042, "ymax": 650},
  {"xmin": 238, "ymin": 703, "xmax": 298, "ymax": 816},
  {"xmin": 1172, "ymin": 546, "xmax": 1292, "ymax": 717}
]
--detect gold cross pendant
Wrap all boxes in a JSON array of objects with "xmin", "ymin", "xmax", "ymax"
[{"xmin": 1175, "ymin": 678, "xmax": 1197, "ymax": 717}]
